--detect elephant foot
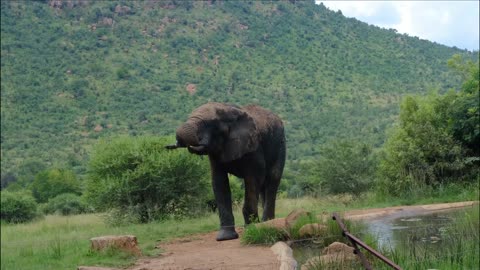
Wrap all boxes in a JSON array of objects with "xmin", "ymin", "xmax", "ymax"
[{"xmin": 216, "ymin": 226, "xmax": 239, "ymax": 241}]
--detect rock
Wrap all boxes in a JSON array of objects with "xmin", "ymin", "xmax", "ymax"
[
  {"xmin": 255, "ymin": 217, "xmax": 287, "ymax": 231},
  {"xmin": 271, "ymin": 241, "xmax": 297, "ymax": 270},
  {"xmin": 323, "ymin": 241, "xmax": 355, "ymax": 256},
  {"xmin": 285, "ymin": 209, "xmax": 310, "ymax": 229},
  {"xmin": 301, "ymin": 254, "xmax": 357, "ymax": 270},
  {"xmin": 90, "ymin": 235, "xmax": 141, "ymax": 256},
  {"xmin": 301, "ymin": 242, "xmax": 357, "ymax": 270},
  {"xmin": 298, "ymin": 223, "xmax": 327, "ymax": 238},
  {"xmin": 114, "ymin": 5, "xmax": 132, "ymax": 15},
  {"xmin": 186, "ymin": 83, "xmax": 197, "ymax": 95},
  {"xmin": 99, "ymin": 17, "xmax": 114, "ymax": 27}
]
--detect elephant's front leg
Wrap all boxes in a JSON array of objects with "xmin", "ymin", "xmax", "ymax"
[
  {"xmin": 243, "ymin": 176, "xmax": 260, "ymax": 224},
  {"xmin": 211, "ymin": 162, "xmax": 238, "ymax": 241}
]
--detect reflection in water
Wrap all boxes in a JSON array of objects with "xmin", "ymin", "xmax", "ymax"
[{"xmin": 366, "ymin": 211, "xmax": 456, "ymax": 251}]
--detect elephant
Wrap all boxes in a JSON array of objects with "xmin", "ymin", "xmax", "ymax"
[{"xmin": 166, "ymin": 102, "xmax": 286, "ymax": 241}]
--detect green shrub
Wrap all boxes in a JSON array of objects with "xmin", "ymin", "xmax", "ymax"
[
  {"xmin": 43, "ymin": 193, "xmax": 89, "ymax": 215},
  {"xmin": 318, "ymin": 141, "xmax": 376, "ymax": 195},
  {"xmin": 378, "ymin": 55, "xmax": 479, "ymax": 196},
  {"xmin": 85, "ymin": 136, "xmax": 210, "ymax": 222},
  {"xmin": 1, "ymin": 191, "xmax": 38, "ymax": 223},
  {"xmin": 30, "ymin": 168, "xmax": 82, "ymax": 203}
]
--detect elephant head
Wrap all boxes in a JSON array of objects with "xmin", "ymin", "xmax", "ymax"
[{"xmin": 170, "ymin": 102, "xmax": 258, "ymax": 162}]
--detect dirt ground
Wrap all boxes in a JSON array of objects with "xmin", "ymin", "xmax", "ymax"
[
  {"xmin": 124, "ymin": 201, "xmax": 477, "ymax": 270},
  {"xmin": 129, "ymin": 228, "xmax": 280, "ymax": 270}
]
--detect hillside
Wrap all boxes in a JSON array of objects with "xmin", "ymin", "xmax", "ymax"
[{"xmin": 0, "ymin": 0, "xmax": 476, "ymax": 179}]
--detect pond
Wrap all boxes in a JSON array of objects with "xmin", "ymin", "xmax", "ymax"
[
  {"xmin": 292, "ymin": 207, "xmax": 475, "ymax": 267},
  {"xmin": 365, "ymin": 209, "xmax": 460, "ymax": 251}
]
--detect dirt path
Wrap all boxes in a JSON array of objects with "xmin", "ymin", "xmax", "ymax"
[
  {"xmin": 126, "ymin": 201, "xmax": 477, "ymax": 270},
  {"xmin": 129, "ymin": 228, "xmax": 280, "ymax": 270}
]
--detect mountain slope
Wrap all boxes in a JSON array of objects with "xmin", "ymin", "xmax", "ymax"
[{"xmin": 0, "ymin": 0, "xmax": 475, "ymax": 177}]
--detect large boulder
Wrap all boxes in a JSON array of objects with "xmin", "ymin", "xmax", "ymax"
[
  {"xmin": 271, "ymin": 241, "xmax": 297, "ymax": 270},
  {"xmin": 323, "ymin": 241, "xmax": 355, "ymax": 256},
  {"xmin": 90, "ymin": 235, "xmax": 141, "ymax": 256},
  {"xmin": 255, "ymin": 217, "xmax": 287, "ymax": 231}
]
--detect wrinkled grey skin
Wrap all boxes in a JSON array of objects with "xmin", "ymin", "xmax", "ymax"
[{"xmin": 167, "ymin": 102, "xmax": 286, "ymax": 241}]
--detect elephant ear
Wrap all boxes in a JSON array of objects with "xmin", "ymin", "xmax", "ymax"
[{"xmin": 216, "ymin": 106, "xmax": 258, "ymax": 163}]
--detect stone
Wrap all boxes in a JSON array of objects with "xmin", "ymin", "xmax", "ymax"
[
  {"xmin": 114, "ymin": 5, "xmax": 132, "ymax": 15},
  {"xmin": 90, "ymin": 235, "xmax": 141, "ymax": 256},
  {"xmin": 298, "ymin": 223, "xmax": 328, "ymax": 238},
  {"xmin": 301, "ymin": 242, "xmax": 358, "ymax": 270},
  {"xmin": 285, "ymin": 209, "xmax": 310, "ymax": 229},
  {"xmin": 271, "ymin": 241, "xmax": 297, "ymax": 270},
  {"xmin": 255, "ymin": 217, "xmax": 287, "ymax": 231},
  {"xmin": 186, "ymin": 83, "xmax": 197, "ymax": 95},
  {"xmin": 323, "ymin": 241, "xmax": 355, "ymax": 256}
]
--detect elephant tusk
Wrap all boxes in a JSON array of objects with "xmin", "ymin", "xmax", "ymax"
[{"xmin": 188, "ymin": 145, "xmax": 207, "ymax": 152}]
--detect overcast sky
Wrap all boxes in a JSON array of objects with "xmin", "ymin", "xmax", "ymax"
[{"xmin": 317, "ymin": 1, "xmax": 479, "ymax": 52}]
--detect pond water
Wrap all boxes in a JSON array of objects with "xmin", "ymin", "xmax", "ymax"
[
  {"xmin": 365, "ymin": 209, "xmax": 459, "ymax": 251},
  {"xmin": 293, "ymin": 208, "xmax": 469, "ymax": 266}
]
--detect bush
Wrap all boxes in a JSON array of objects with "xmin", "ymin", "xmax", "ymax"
[
  {"xmin": 378, "ymin": 55, "xmax": 479, "ymax": 196},
  {"xmin": 318, "ymin": 140, "xmax": 376, "ymax": 195},
  {"xmin": 43, "ymin": 193, "xmax": 89, "ymax": 215},
  {"xmin": 30, "ymin": 168, "xmax": 82, "ymax": 203},
  {"xmin": 1, "ymin": 191, "xmax": 38, "ymax": 223},
  {"xmin": 85, "ymin": 136, "xmax": 211, "ymax": 222}
]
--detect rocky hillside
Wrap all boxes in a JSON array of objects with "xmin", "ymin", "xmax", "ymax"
[{"xmin": 0, "ymin": 0, "xmax": 476, "ymax": 178}]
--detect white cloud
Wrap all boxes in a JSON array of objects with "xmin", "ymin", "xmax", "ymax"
[{"xmin": 318, "ymin": 1, "xmax": 479, "ymax": 51}]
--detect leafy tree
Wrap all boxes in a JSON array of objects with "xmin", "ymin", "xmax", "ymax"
[
  {"xmin": 85, "ymin": 136, "xmax": 210, "ymax": 222},
  {"xmin": 378, "ymin": 55, "xmax": 479, "ymax": 195},
  {"xmin": 447, "ymin": 54, "xmax": 480, "ymax": 156},
  {"xmin": 284, "ymin": 140, "xmax": 376, "ymax": 196},
  {"xmin": 30, "ymin": 168, "xmax": 82, "ymax": 203},
  {"xmin": 0, "ymin": 191, "xmax": 38, "ymax": 223},
  {"xmin": 318, "ymin": 140, "xmax": 376, "ymax": 195},
  {"xmin": 42, "ymin": 193, "xmax": 89, "ymax": 216}
]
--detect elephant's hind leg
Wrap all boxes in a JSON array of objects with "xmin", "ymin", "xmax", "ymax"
[
  {"xmin": 262, "ymin": 164, "xmax": 283, "ymax": 221},
  {"xmin": 242, "ymin": 176, "xmax": 260, "ymax": 224},
  {"xmin": 262, "ymin": 180, "xmax": 279, "ymax": 221}
]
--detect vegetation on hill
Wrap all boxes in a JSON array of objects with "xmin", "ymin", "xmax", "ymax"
[{"xmin": 1, "ymin": 0, "xmax": 476, "ymax": 186}]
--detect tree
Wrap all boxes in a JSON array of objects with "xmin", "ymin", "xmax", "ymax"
[
  {"xmin": 317, "ymin": 140, "xmax": 376, "ymax": 195},
  {"xmin": 30, "ymin": 168, "xmax": 82, "ymax": 203},
  {"xmin": 85, "ymin": 136, "xmax": 211, "ymax": 222},
  {"xmin": 1, "ymin": 191, "xmax": 38, "ymax": 223},
  {"xmin": 378, "ymin": 55, "xmax": 479, "ymax": 195}
]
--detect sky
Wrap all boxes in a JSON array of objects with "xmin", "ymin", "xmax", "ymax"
[{"xmin": 317, "ymin": 1, "xmax": 479, "ymax": 52}]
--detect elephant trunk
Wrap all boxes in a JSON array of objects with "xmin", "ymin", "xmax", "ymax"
[{"xmin": 176, "ymin": 121, "xmax": 200, "ymax": 147}]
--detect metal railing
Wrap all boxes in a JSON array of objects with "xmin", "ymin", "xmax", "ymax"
[{"xmin": 332, "ymin": 212, "xmax": 402, "ymax": 270}]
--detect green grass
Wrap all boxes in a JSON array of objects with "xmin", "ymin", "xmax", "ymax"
[
  {"xmin": 241, "ymin": 225, "xmax": 287, "ymax": 245},
  {"xmin": 0, "ymin": 213, "xmax": 221, "ymax": 270},
  {"xmin": 2, "ymin": 191, "xmax": 478, "ymax": 270}
]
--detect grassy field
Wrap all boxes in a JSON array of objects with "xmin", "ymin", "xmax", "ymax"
[{"xmin": 1, "ymin": 191, "xmax": 478, "ymax": 270}]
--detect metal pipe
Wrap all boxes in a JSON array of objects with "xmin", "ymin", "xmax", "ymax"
[{"xmin": 332, "ymin": 213, "xmax": 403, "ymax": 270}]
